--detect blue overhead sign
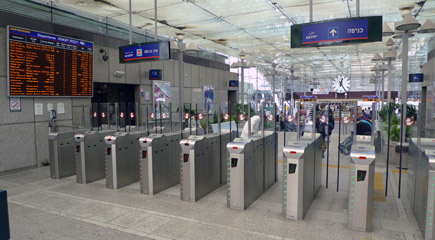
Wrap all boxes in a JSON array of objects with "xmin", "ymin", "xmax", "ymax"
[
  {"xmin": 119, "ymin": 41, "xmax": 170, "ymax": 63},
  {"xmin": 8, "ymin": 26, "xmax": 93, "ymax": 50},
  {"xmin": 291, "ymin": 16, "xmax": 382, "ymax": 48},
  {"xmin": 302, "ymin": 19, "xmax": 368, "ymax": 45},
  {"xmin": 409, "ymin": 73, "xmax": 423, "ymax": 83}
]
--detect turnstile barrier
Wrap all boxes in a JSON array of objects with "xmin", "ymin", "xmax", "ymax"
[
  {"xmin": 104, "ymin": 131, "xmax": 147, "ymax": 189},
  {"xmin": 49, "ymin": 130, "xmax": 86, "ymax": 179},
  {"xmin": 408, "ymin": 138, "xmax": 435, "ymax": 240},
  {"xmin": 226, "ymin": 133, "xmax": 276, "ymax": 210},
  {"xmin": 179, "ymin": 133, "xmax": 233, "ymax": 202},
  {"xmin": 282, "ymin": 134, "xmax": 322, "ymax": 220},
  {"xmin": 139, "ymin": 132, "xmax": 182, "ymax": 195},
  {"xmin": 74, "ymin": 130, "xmax": 116, "ymax": 184},
  {"xmin": 347, "ymin": 143, "xmax": 376, "ymax": 232}
]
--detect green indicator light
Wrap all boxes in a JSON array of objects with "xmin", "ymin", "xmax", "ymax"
[
  {"xmin": 432, "ymin": 184, "xmax": 435, "ymax": 186},
  {"xmin": 284, "ymin": 185, "xmax": 287, "ymax": 187},
  {"xmin": 227, "ymin": 188, "xmax": 230, "ymax": 190},
  {"xmin": 284, "ymin": 180, "xmax": 287, "ymax": 182},
  {"xmin": 351, "ymin": 188, "xmax": 355, "ymax": 190},
  {"xmin": 352, "ymin": 170, "xmax": 355, "ymax": 172},
  {"xmin": 351, "ymin": 194, "xmax": 355, "ymax": 196},
  {"xmin": 429, "ymin": 223, "xmax": 433, "ymax": 226},
  {"xmin": 432, "ymin": 177, "xmax": 435, "ymax": 180},
  {"xmin": 350, "ymin": 211, "xmax": 354, "ymax": 214},
  {"xmin": 351, "ymin": 200, "xmax": 354, "ymax": 202},
  {"xmin": 430, "ymin": 210, "xmax": 434, "ymax": 213},
  {"xmin": 284, "ymin": 202, "xmax": 287, "ymax": 204},
  {"xmin": 284, "ymin": 196, "xmax": 287, "ymax": 199},
  {"xmin": 432, "ymin": 197, "xmax": 434, "ymax": 200},
  {"xmin": 349, "ymin": 218, "xmax": 352, "ymax": 220},
  {"xmin": 429, "ymin": 217, "xmax": 433, "ymax": 219},
  {"xmin": 431, "ymin": 204, "xmax": 434, "ymax": 206},
  {"xmin": 351, "ymin": 182, "xmax": 355, "ymax": 184},
  {"xmin": 284, "ymin": 207, "xmax": 286, "ymax": 209},
  {"xmin": 352, "ymin": 176, "xmax": 355, "ymax": 178},
  {"xmin": 284, "ymin": 191, "xmax": 287, "ymax": 193},
  {"xmin": 350, "ymin": 206, "xmax": 354, "ymax": 208}
]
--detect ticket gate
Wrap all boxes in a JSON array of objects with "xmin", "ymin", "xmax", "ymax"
[
  {"xmin": 347, "ymin": 139, "xmax": 376, "ymax": 232},
  {"xmin": 282, "ymin": 134, "xmax": 322, "ymax": 220},
  {"xmin": 179, "ymin": 132, "xmax": 234, "ymax": 202},
  {"xmin": 49, "ymin": 130, "xmax": 86, "ymax": 179},
  {"xmin": 139, "ymin": 132, "xmax": 182, "ymax": 195},
  {"xmin": 74, "ymin": 130, "xmax": 116, "ymax": 184},
  {"xmin": 226, "ymin": 133, "xmax": 276, "ymax": 210},
  {"xmin": 104, "ymin": 131, "xmax": 147, "ymax": 189},
  {"xmin": 408, "ymin": 138, "xmax": 435, "ymax": 240}
]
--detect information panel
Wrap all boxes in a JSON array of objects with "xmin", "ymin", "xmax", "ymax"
[
  {"xmin": 119, "ymin": 41, "xmax": 170, "ymax": 63},
  {"xmin": 409, "ymin": 73, "xmax": 424, "ymax": 83},
  {"xmin": 291, "ymin": 16, "xmax": 382, "ymax": 48},
  {"xmin": 362, "ymin": 95, "xmax": 379, "ymax": 102},
  {"xmin": 7, "ymin": 26, "xmax": 93, "ymax": 97}
]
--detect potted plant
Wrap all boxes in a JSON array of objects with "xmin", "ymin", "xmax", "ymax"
[{"xmin": 379, "ymin": 103, "xmax": 417, "ymax": 169}]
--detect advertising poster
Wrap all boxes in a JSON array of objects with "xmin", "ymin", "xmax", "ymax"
[
  {"xmin": 153, "ymin": 81, "xmax": 171, "ymax": 119},
  {"xmin": 203, "ymin": 85, "xmax": 215, "ymax": 114}
]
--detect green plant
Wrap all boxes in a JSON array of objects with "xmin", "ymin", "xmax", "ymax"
[{"xmin": 380, "ymin": 103, "xmax": 416, "ymax": 141}]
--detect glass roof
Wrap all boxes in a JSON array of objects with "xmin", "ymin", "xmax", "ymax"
[{"xmin": 51, "ymin": 0, "xmax": 435, "ymax": 90}]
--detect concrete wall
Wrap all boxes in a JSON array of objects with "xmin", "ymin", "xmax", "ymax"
[{"xmin": 0, "ymin": 23, "xmax": 238, "ymax": 173}]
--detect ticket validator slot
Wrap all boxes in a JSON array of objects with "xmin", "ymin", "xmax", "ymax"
[
  {"xmin": 139, "ymin": 132, "xmax": 182, "ymax": 195},
  {"xmin": 347, "ymin": 143, "xmax": 376, "ymax": 232},
  {"xmin": 74, "ymin": 130, "xmax": 116, "ymax": 184}
]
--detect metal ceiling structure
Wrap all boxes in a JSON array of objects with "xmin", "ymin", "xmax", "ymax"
[{"xmin": 31, "ymin": 0, "xmax": 435, "ymax": 90}]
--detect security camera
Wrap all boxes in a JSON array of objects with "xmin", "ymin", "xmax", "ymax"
[{"xmin": 100, "ymin": 49, "xmax": 109, "ymax": 62}]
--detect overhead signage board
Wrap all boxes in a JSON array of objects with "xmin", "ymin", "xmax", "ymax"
[
  {"xmin": 409, "ymin": 73, "xmax": 423, "ymax": 83},
  {"xmin": 119, "ymin": 41, "xmax": 170, "ymax": 63},
  {"xmin": 149, "ymin": 69, "xmax": 162, "ymax": 80},
  {"xmin": 300, "ymin": 96, "xmax": 317, "ymax": 102},
  {"xmin": 362, "ymin": 95, "xmax": 379, "ymax": 102},
  {"xmin": 7, "ymin": 26, "xmax": 93, "ymax": 97},
  {"xmin": 291, "ymin": 16, "xmax": 382, "ymax": 48}
]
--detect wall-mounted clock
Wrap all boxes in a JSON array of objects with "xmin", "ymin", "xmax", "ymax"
[{"xmin": 332, "ymin": 75, "xmax": 350, "ymax": 93}]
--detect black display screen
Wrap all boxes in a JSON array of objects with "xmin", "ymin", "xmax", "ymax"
[
  {"xmin": 357, "ymin": 170, "xmax": 367, "ymax": 182},
  {"xmin": 288, "ymin": 164, "xmax": 297, "ymax": 174}
]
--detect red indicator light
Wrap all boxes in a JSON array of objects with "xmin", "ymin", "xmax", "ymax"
[
  {"xmin": 290, "ymin": 151, "xmax": 297, "ymax": 154},
  {"xmin": 359, "ymin": 156, "xmax": 366, "ymax": 160},
  {"xmin": 233, "ymin": 147, "xmax": 238, "ymax": 149}
]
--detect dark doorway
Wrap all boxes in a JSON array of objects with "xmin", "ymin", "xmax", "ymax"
[
  {"xmin": 92, "ymin": 83, "xmax": 135, "ymax": 104},
  {"xmin": 92, "ymin": 83, "xmax": 137, "ymax": 129}
]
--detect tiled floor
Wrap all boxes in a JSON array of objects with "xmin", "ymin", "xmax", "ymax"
[{"xmin": 0, "ymin": 127, "xmax": 424, "ymax": 240}]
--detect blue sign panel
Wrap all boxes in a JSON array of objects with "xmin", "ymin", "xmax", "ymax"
[
  {"xmin": 409, "ymin": 73, "xmax": 423, "ymax": 83},
  {"xmin": 149, "ymin": 69, "xmax": 162, "ymax": 80},
  {"xmin": 300, "ymin": 96, "xmax": 317, "ymax": 102},
  {"xmin": 119, "ymin": 41, "xmax": 170, "ymax": 63},
  {"xmin": 291, "ymin": 16, "xmax": 382, "ymax": 48},
  {"xmin": 8, "ymin": 26, "xmax": 93, "ymax": 50},
  {"xmin": 302, "ymin": 19, "xmax": 368, "ymax": 45}
]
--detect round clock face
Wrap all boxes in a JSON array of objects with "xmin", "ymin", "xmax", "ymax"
[{"xmin": 332, "ymin": 75, "xmax": 350, "ymax": 93}]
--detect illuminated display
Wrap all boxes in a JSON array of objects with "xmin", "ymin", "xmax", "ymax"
[
  {"xmin": 362, "ymin": 95, "xmax": 379, "ymax": 102},
  {"xmin": 7, "ymin": 26, "xmax": 93, "ymax": 97},
  {"xmin": 300, "ymin": 96, "xmax": 317, "ymax": 102},
  {"xmin": 149, "ymin": 69, "xmax": 162, "ymax": 80}
]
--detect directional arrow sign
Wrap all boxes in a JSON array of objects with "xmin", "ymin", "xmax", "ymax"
[
  {"xmin": 291, "ymin": 16, "xmax": 382, "ymax": 48},
  {"xmin": 329, "ymin": 28, "xmax": 338, "ymax": 37}
]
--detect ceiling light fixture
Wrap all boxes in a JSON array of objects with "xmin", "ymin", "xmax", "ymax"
[{"xmin": 417, "ymin": 20, "xmax": 435, "ymax": 33}]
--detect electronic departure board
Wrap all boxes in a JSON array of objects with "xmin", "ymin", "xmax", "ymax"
[{"xmin": 7, "ymin": 26, "xmax": 93, "ymax": 97}]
